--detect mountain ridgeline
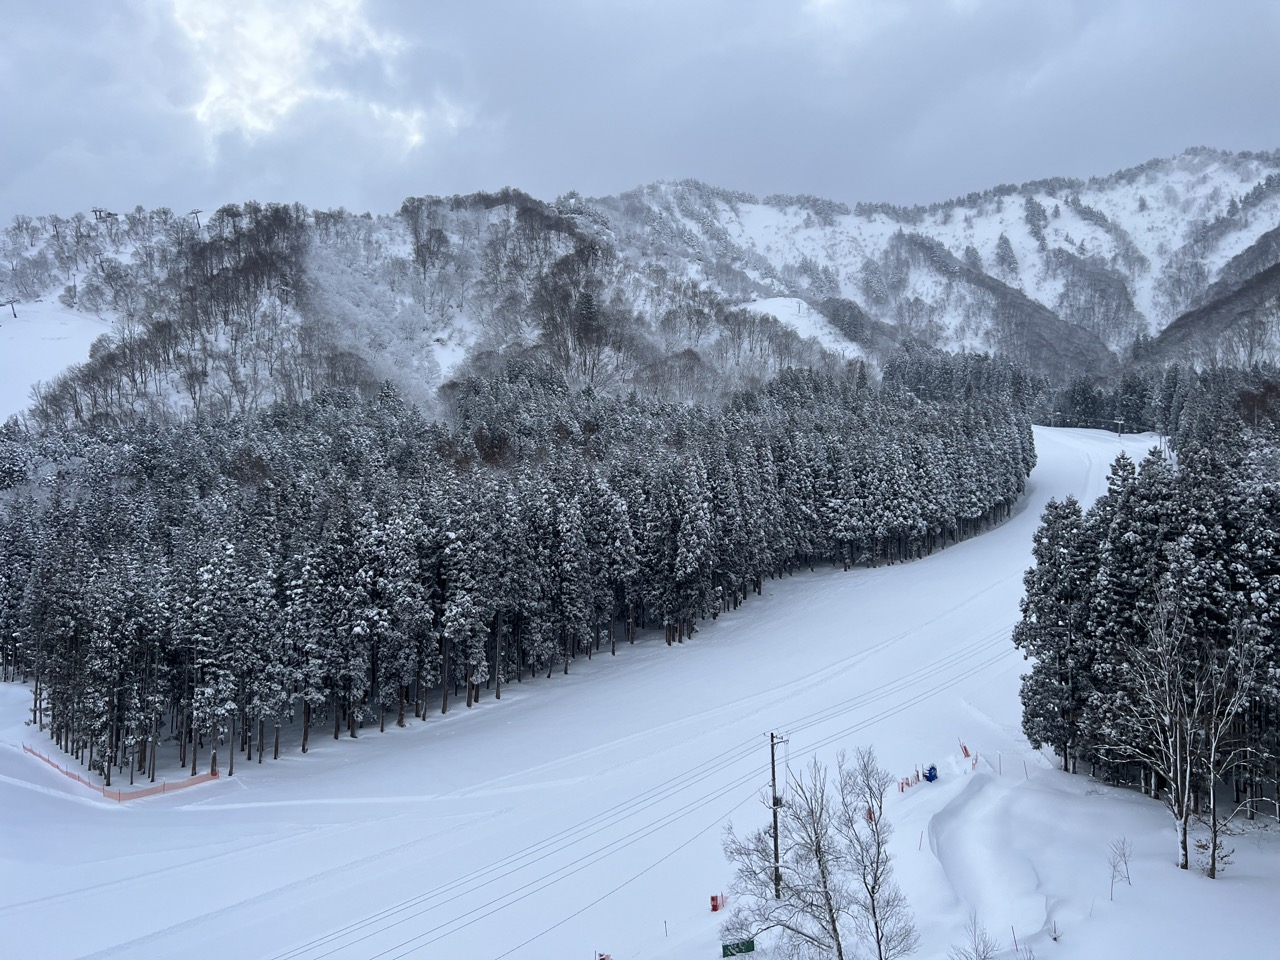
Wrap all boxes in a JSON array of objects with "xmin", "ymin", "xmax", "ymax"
[{"xmin": 3, "ymin": 147, "xmax": 1280, "ymax": 432}]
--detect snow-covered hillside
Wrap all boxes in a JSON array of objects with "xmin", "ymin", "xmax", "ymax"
[
  {"xmin": 0, "ymin": 300, "xmax": 110, "ymax": 420},
  {"xmin": 597, "ymin": 148, "xmax": 1280, "ymax": 371},
  {"xmin": 2, "ymin": 426, "xmax": 1275, "ymax": 960},
  {"xmin": 7, "ymin": 148, "xmax": 1279, "ymax": 431},
  {"xmin": 738, "ymin": 296, "xmax": 864, "ymax": 359}
]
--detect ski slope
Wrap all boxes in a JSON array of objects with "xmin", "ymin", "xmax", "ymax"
[
  {"xmin": 2, "ymin": 427, "xmax": 1277, "ymax": 960},
  {"xmin": 0, "ymin": 300, "xmax": 111, "ymax": 421}
]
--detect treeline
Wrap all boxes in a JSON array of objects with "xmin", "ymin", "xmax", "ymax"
[
  {"xmin": 1014, "ymin": 416, "xmax": 1280, "ymax": 877},
  {"xmin": 1046, "ymin": 361, "xmax": 1280, "ymax": 440},
  {"xmin": 0, "ymin": 348, "xmax": 1034, "ymax": 784}
]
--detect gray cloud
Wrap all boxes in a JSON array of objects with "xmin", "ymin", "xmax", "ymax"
[{"xmin": 4, "ymin": 0, "xmax": 1279, "ymax": 223}]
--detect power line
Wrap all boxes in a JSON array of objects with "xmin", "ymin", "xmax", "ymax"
[
  {"xmin": 275, "ymin": 619, "xmax": 1019, "ymax": 960},
  {"xmin": 269, "ymin": 737, "xmax": 765, "ymax": 960},
  {"xmin": 489, "ymin": 791, "xmax": 757, "ymax": 960}
]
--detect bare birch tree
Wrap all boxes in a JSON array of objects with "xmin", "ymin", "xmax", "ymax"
[
  {"xmin": 837, "ymin": 747, "xmax": 920, "ymax": 960},
  {"xmin": 1102, "ymin": 591, "xmax": 1263, "ymax": 874},
  {"xmin": 722, "ymin": 758, "xmax": 854, "ymax": 960},
  {"xmin": 723, "ymin": 749, "xmax": 918, "ymax": 959}
]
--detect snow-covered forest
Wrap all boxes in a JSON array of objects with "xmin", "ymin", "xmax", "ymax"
[
  {"xmin": 3, "ymin": 147, "xmax": 1280, "ymax": 958},
  {"xmin": 1, "ymin": 347, "xmax": 1035, "ymax": 784},
  {"xmin": 1016, "ymin": 401, "xmax": 1280, "ymax": 880}
]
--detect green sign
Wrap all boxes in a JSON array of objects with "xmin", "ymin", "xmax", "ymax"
[{"xmin": 722, "ymin": 940, "xmax": 756, "ymax": 957}]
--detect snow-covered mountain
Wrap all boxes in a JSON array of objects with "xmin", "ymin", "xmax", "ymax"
[
  {"xmin": 586, "ymin": 146, "xmax": 1280, "ymax": 374},
  {"xmin": 3, "ymin": 147, "xmax": 1279, "ymax": 427}
]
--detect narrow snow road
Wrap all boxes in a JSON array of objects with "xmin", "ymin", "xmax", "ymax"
[{"xmin": 3, "ymin": 427, "xmax": 1276, "ymax": 960}]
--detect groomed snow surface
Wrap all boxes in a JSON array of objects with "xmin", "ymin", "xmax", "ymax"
[{"xmin": 2, "ymin": 427, "xmax": 1278, "ymax": 959}]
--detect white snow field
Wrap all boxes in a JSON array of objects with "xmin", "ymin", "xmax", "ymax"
[
  {"xmin": 3, "ymin": 427, "xmax": 1279, "ymax": 960},
  {"xmin": 0, "ymin": 299, "xmax": 111, "ymax": 421}
]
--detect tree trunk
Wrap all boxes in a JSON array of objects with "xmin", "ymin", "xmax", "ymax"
[
  {"xmin": 495, "ymin": 625, "xmax": 503, "ymax": 701},
  {"xmin": 148, "ymin": 714, "xmax": 158, "ymax": 783},
  {"xmin": 815, "ymin": 839, "xmax": 846, "ymax": 960},
  {"xmin": 440, "ymin": 639, "xmax": 450, "ymax": 714},
  {"xmin": 1208, "ymin": 781, "xmax": 1220, "ymax": 879}
]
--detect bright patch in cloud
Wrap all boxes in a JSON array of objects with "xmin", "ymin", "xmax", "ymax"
[
  {"xmin": 171, "ymin": 0, "xmax": 465, "ymax": 148},
  {"xmin": 801, "ymin": 0, "xmax": 910, "ymax": 44}
]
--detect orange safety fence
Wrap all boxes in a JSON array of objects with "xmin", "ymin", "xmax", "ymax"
[{"xmin": 22, "ymin": 743, "xmax": 219, "ymax": 801}]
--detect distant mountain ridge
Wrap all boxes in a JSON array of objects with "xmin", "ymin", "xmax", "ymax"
[
  {"xmin": 2, "ymin": 147, "xmax": 1278, "ymax": 428},
  {"xmin": 583, "ymin": 147, "xmax": 1280, "ymax": 373}
]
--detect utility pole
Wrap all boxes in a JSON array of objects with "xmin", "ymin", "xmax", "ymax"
[{"xmin": 770, "ymin": 732, "xmax": 781, "ymax": 900}]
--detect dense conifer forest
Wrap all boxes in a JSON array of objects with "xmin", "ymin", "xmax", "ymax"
[
  {"xmin": 1014, "ymin": 373, "xmax": 1280, "ymax": 878},
  {"xmin": 0, "ymin": 347, "xmax": 1034, "ymax": 784}
]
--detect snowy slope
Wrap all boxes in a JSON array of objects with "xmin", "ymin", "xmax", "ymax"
[
  {"xmin": 0, "ymin": 300, "xmax": 111, "ymax": 420},
  {"xmin": 738, "ymin": 297, "xmax": 864, "ymax": 359},
  {"xmin": 2, "ymin": 426, "xmax": 1276, "ymax": 960}
]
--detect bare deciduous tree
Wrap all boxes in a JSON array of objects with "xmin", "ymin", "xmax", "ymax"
[
  {"xmin": 1102, "ymin": 592, "xmax": 1262, "ymax": 874},
  {"xmin": 1107, "ymin": 836, "xmax": 1132, "ymax": 900},
  {"xmin": 837, "ymin": 747, "xmax": 920, "ymax": 960},
  {"xmin": 722, "ymin": 749, "xmax": 918, "ymax": 960},
  {"xmin": 948, "ymin": 910, "xmax": 999, "ymax": 960},
  {"xmin": 722, "ymin": 757, "xmax": 854, "ymax": 960}
]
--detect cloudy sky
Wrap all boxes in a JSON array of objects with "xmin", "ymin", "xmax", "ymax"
[{"xmin": 4, "ymin": 0, "xmax": 1278, "ymax": 221}]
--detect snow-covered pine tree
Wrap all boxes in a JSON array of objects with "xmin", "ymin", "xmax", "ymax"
[{"xmin": 1014, "ymin": 496, "xmax": 1093, "ymax": 772}]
